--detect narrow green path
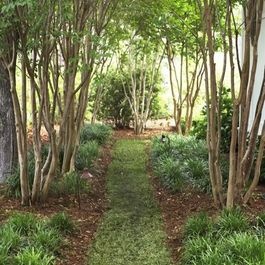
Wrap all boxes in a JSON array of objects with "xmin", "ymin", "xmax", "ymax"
[{"xmin": 87, "ymin": 139, "xmax": 173, "ymax": 265}]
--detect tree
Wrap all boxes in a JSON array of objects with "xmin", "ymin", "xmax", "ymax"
[
  {"xmin": 0, "ymin": 0, "xmax": 119, "ymax": 204},
  {"xmin": 0, "ymin": 62, "xmax": 17, "ymax": 183},
  {"xmin": 198, "ymin": 0, "xmax": 265, "ymax": 208}
]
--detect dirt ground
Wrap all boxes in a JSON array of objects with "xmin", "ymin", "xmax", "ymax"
[
  {"xmin": 1, "ymin": 128, "xmax": 265, "ymax": 265},
  {"xmin": 0, "ymin": 141, "xmax": 112, "ymax": 265}
]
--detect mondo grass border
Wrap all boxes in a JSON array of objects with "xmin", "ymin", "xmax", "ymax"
[{"xmin": 87, "ymin": 139, "xmax": 173, "ymax": 265}]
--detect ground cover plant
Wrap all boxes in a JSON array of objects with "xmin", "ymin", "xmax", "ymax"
[
  {"xmin": 5, "ymin": 124, "xmax": 112, "ymax": 199},
  {"xmin": 0, "ymin": 212, "xmax": 75, "ymax": 265},
  {"xmin": 151, "ymin": 134, "xmax": 229, "ymax": 193},
  {"xmin": 181, "ymin": 208, "xmax": 265, "ymax": 265},
  {"xmin": 151, "ymin": 135, "xmax": 210, "ymax": 192},
  {"xmin": 87, "ymin": 139, "xmax": 173, "ymax": 265}
]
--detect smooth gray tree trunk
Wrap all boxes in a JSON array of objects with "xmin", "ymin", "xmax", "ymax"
[{"xmin": 0, "ymin": 62, "xmax": 17, "ymax": 183}]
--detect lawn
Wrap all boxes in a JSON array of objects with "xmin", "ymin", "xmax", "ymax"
[{"xmin": 87, "ymin": 139, "xmax": 173, "ymax": 265}]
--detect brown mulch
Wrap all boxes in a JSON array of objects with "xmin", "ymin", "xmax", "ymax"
[
  {"xmin": 151, "ymin": 179, "xmax": 217, "ymax": 264},
  {"xmin": 151, "ymin": 176, "xmax": 265, "ymax": 264},
  {"xmin": 0, "ymin": 141, "xmax": 113, "ymax": 265}
]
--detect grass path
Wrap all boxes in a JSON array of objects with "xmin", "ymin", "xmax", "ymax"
[{"xmin": 87, "ymin": 139, "xmax": 173, "ymax": 265}]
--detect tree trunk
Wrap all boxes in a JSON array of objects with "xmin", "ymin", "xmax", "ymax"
[{"xmin": 0, "ymin": 63, "xmax": 17, "ymax": 183}]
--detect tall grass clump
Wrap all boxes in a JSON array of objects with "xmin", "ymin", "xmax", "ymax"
[
  {"xmin": 155, "ymin": 157, "xmax": 185, "ymax": 191},
  {"xmin": 0, "ymin": 212, "xmax": 72, "ymax": 264},
  {"xmin": 47, "ymin": 212, "xmax": 75, "ymax": 235},
  {"xmin": 151, "ymin": 135, "xmax": 211, "ymax": 192},
  {"xmin": 50, "ymin": 171, "xmax": 90, "ymax": 197},
  {"xmin": 80, "ymin": 123, "xmax": 112, "ymax": 145},
  {"xmin": 184, "ymin": 212, "xmax": 213, "ymax": 239},
  {"xmin": 75, "ymin": 140, "xmax": 99, "ymax": 170},
  {"xmin": 15, "ymin": 247, "xmax": 55, "ymax": 265},
  {"xmin": 181, "ymin": 209, "xmax": 265, "ymax": 265},
  {"xmin": 75, "ymin": 123, "xmax": 112, "ymax": 171},
  {"xmin": 215, "ymin": 208, "xmax": 249, "ymax": 235},
  {"xmin": 5, "ymin": 145, "xmax": 50, "ymax": 198},
  {"xmin": 8, "ymin": 212, "xmax": 40, "ymax": 236}
]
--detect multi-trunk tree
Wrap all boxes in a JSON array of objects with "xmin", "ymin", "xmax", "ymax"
[
  {"xmin": 198, "ymin": 0, "xmax": 265, "ymax": 208},
  {"xmin": 0, "ymin": 0, "xmax": 118, "ymax": 205}
]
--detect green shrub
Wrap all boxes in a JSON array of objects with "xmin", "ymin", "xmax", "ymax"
[
  {"xmin": 80, "ymin": 123, "xmax": 112, "ymax": 145},
  {"xmin": 182, "ymin": 210, "xmax": 265, "ymax": 265},
  {"xmin": 215, "ymin": 208, "xmax": 250, "ymax": 235},
  {"xmin": 155, "ymin": 157, "xmax": 185, "ymax": 191},
  {"xmin": 151, "ymin": 134, "xmax": 230, "ymax": 193},
  {"xmin": 50, "ymin": 171, "xmax": 90, "ymax": 197},
  {"xmin": 5, "ymin": 167, "xmax": 21, "ymax": 198},
  {"xmin": 14, "ymin": 247, "xmax": 54, "ymax": 265},
  {"xmin": 182, "ymin": 236, "xmax": 213, "ymax": 265},
  {"xmin": 256, "ymin": 212, "xmax": 265, "ymax": 228},
  {"xmin": 186, "ymin": 159, "xmax": 210, "ymax": 193},
  {"xmin": 48, "ymin": 212, "xmax": 75, "ymax": 235},
  {"xmin": 184, "ymin": 213, "xmax": 213, "ymax": 239},
  {"xmin": 151, "ymin": 135, "xmax": 210, "ymax": 192},
  {"xmin": 6, "ymin": 152, "xmax": 35, "ymax": 198},
  {"xmin": 182, "ymin": 233, "xmax": 265, "ymax": 265},
  {"xmin": 0, "ymin": 253, "xmax": 9, "ymax": 265},
  {"xmin": 222, "ymin": 233, "xmax": 265, "ymax": 264},
  {"xmin": 8, "ymin": 212, "xmax": 40, "ymax": 236},
  {"xmin": 75, "ymin": 141, "xmax": 99, "ymax": 170},
  {"xmin": 0, "ymin": 213, "xmax": 67, "ymax": 265},
  {"xmin": 191, "ymin": 87, "xmax": 233, "ymax": 154},
  {"xmin": 32, "ymin": 228, "xmax": 62, "ymax": 254},
  {"xmin": 6, "ymin": 145, "xmax": 49, "ymax": 198},
  {"xmin": 0, "ymin": 224, "xmax": 21, "ymax": 253},
  {"xmin": 91, "ymin": 70, "xmax": 165, "ymax": 128}
]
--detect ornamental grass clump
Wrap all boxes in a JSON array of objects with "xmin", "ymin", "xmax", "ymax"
[
  {"xmin": 184, "ymin": 212, "xmax": 213, "ymax": 239},
  {"xmin": 181, "ymin": 209, "xmax": 265, "ymax": 265},
  {"xmin": 0, "ymin": 212, "xmax": 71, "ymax": 264},
  {"xmin": 151, "ymin": 134, "xmax": 211, "ymax": 192}
]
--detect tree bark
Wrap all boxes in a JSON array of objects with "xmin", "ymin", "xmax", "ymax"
[{"xmin": 0, "ymin": 62, "xmax": 17, "ymax": 183}]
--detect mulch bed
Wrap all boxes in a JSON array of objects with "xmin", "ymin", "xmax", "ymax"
[
  {"xmin": 151, "ymin": 176, "xmax": 265, "ymax": 264},
  {"xmin": 151, "ymin": 178, "xmax": 217, "ymax": 264},
  {"xmin": 0, "ymin": 142, "xmax": 113, "ymax": 265}
]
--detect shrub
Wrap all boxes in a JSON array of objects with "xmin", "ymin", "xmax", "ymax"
[
  {"xmin": 48, "ymin": 212, "xmax": 75, "ymax": 235},
  {"xmin": 191, "ymin": 87, "xmax": 233, "ymax": 154},
  {"xmin": 182, "ymin": 232, "xmax": 265, "ymax": 265},
  {"xmin": 181, "ymin": 210, "xmax": 265, "ymax": 265},
  {"xmin": 14, "ymin": 247, "xmax": 55, "ymax": 265},
  {"xmin": 50, "ymin": 171, "xmax": 90, "ymax": 197},
  {"xmin": 90, "ymin": 70, "xmax": 165, "ymax": 128},
  {"xmin": 151, "ymin": 134, "xmax": 230, "ymax": 193},
  {"xmin": 32, "ymin": 228, "xmax": 62, "ymax": 254},
  {"xmin": 222, "ymin": 233, "xmax": 265, "ymax": 264},
  {"xmin": 151, "ymin": 135, "xmax": 210, "ymax": 192},
  {"xmin": 5, "ymin": 167, "xmax": 21, "ymax": 198},
  {"xmin": 80, "ymin": 123, "xmax": 112, "ymax": 145},
  {"xmin": 155, "ymin": 157, "xmax": 185, "ymax": 191},
  {"xmin": 186, "ymin": 159, "xmax": 210, "ymax": 193},
  {"xmin": 75, "ymin": 141, "xmax": 99, "ymax": 171},
  {"xmin": 215, "ymin": 208, "xmax": 250, "ymax": 235},
  {"xmin": 6, "ymin": 145, "xmax": 49, "ymax": 198},
  {"xmin": 256, "ymin": 212, "xmax": 265, "ymax": 228},
  {"xmin": 184, "ymin": 213, "xmax": 213, "ymax": 239},
  {"xmin": 182, "ymin": 236, "xmax": 213, "ymax": 265},
  {"xmin": 0, "ymin": 213, "xmax": 67, "ymax": 265},
  {"xmin": 8, "ymin": 212, "xmax": 40, "ymax": 236},
  {"xmin": 0, "ymin": 224, "xmax": 21, "ymax": 253}
]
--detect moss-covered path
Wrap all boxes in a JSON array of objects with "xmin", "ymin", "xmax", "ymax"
[{"xmin": 87, "ymin": 139, "xmax": 173, "ymax": 265}]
